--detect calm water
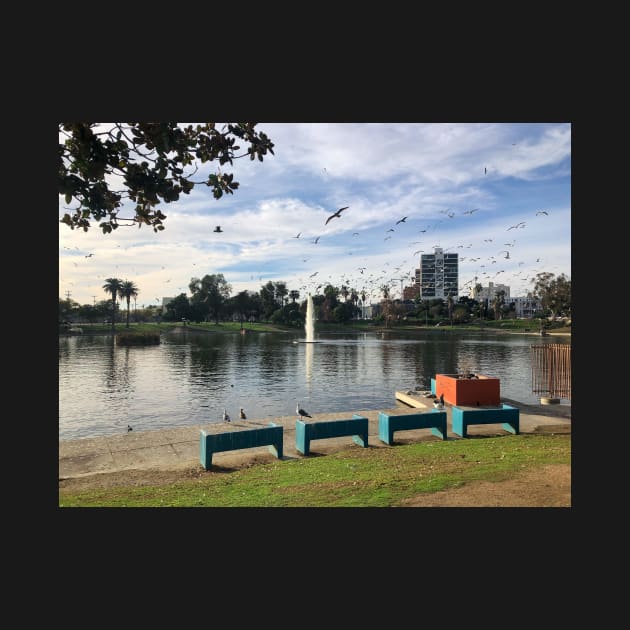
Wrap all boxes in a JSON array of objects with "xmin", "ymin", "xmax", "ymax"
[{"xmin": 58, "ymin": 330, "xmax": 569, "ymax": 441}]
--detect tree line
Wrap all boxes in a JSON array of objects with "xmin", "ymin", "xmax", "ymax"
[{"xmin": 59, "ymin": 272, "xmax": 571, "ymax": 328}]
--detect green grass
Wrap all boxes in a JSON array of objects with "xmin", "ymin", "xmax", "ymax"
[{"xmin": 59, "ymin": 433, "xmax": 570, "ymax": 507}]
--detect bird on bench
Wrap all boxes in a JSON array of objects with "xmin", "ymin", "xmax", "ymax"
[
  {"xmin": 433, "ymin": 393, "xmax": 445, "ymax": 409},
  {"xmin": 297, "ymin": 402, "xmax": 312, "ymax": 419}
]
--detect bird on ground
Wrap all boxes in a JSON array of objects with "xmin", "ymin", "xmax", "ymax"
[
  {"xmin": 433, "ymin": 393, "xmax": 445, "ymax": 409},
  {"xmin": 325, "ymin": 206, "xmax": 349, "ymax": 225},
  {"xmin": 239, "ymin": 408, "xmax": 247, "ymax": 420},
  {"xmin": 222, "ymin": 408, "xmax": 230, "ymax": 422},
  {"xmin": 127, "ymin": 425, "xmax": 133, "ymax": 432},
  {"xmin": 296, "ymin": 402, "xmax": 312, "ymax": 419},
  {"xmin": 213, "ymin": 226, "xmax": 223, "ymax": 233}
]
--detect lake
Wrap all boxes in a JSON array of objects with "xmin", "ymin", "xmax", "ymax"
[{"xmin": 59, "ymin": 329, "xmax": 569, "ymax": 441}]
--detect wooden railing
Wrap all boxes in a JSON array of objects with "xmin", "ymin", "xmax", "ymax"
[{"xmin": 530, "ymin": 344, "xmax": 571, "ymax": 400}]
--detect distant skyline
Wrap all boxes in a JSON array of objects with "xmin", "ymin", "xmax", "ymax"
[{"xmin": 59, "ymin": 122, "xmax": 571, "ymax": 307}]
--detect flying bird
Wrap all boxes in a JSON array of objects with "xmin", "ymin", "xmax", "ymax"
[
  {"xmin": 396, "ymin": 216, "xmax": 408, "ymax": 224},
  {"xmin": 536, "ymin": 210, "xmax": 549, "ymax": 215},
  {"xmin": 325, "ymin": 206, "xmax": 349, "ymax": 225},
  {"xmin": 484, "ymin": 167, "xmax": 487, "ymax": 175},
  {"xmin": 85, "ymin": 253, "xmax": 94, "ymax": 258},
  {"xmin": 313, "ymin": 236, "xmax": 321, "ymax": 244},
  {"xmin": 213, "ymin": 226, "xmax": 223, "ymax": 233},
  {"xmin": 296, "ymin": 402, "xmax": 312, "ymax": 419},
  {"xmin": 239, "ymin": 408, "xmax": 247, "ymax": 420},
  {"xmin": 294, "ymin": 232, "xmax": 301, "ymax": 238},
  {"xmin": 222, "ymin": 408, "xmax": 230, "ymax": 422},
  {"xmin": 463, "ymin": 208, "xmax": 479, "ymax": 215}
]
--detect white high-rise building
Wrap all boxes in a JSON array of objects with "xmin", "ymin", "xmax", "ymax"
[{"xmin": 419, "ymin": 247, "xmax": 458, "ymax": 299}]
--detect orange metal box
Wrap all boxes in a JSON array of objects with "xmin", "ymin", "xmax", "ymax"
[{"xmin": 435, "ymin": 374, "xmax": 500, "ymax": 406}]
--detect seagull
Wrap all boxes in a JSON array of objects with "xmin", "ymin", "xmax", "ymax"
[
  {"xmin": 85, "ymin": 253, "xmax": 94, "ymax": 258},
  {"xmin": 396, "ymin": 216, "xmax": 408, "ymax": 224},
  {"xmin": 325, "ymin": 206, "xmax": 349, "ymax": 225},
  {"xmin": 536, "ymin": 210, "xmax": 548, "ymax": 215},
  {"xmin": 294, "ymin": 232, "xmax": 301, "ymax": 238},
  {"xmin": 313, "ymin": 236, "xmax": 321, "ymax": 244},
  {"xmin": 222, "ymin": 408, "xmax": 230, "ymax": 422},
  {"xmin": 296, "ymin": 402, "xmax": 312, "ymax": 419},
  {"xmin": 239, "ymin": 408, "xmax": 247, "ymax": 420},
  {"xmin": 213, "ymin": 226, "xmax": 223, "ymax": 233}
]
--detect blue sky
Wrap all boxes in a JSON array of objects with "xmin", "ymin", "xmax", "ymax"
[{"xmin": 59, "ymin": 122, "xmax": 571, "ymax": 308}]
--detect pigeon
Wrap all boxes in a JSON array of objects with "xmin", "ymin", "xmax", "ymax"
[
  {"xmin": 325, "ymin": 206, "xmax": 349, "ymax": 225},
  {"xmin": 296, "ymin": 402, "xmax": 312, "ymax": 419},
  {"xmin": 433, "ymin": 393, "xmax": 445, "ymax": 409},
  {"xmin": 127, "ymin": 425, "xmax": 133, "ymax": 432}
]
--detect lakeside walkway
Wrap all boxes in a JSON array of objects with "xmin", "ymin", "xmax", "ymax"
[{"xmin": 59, "ymin": 397, "xmax": 571, "ymax": 480}]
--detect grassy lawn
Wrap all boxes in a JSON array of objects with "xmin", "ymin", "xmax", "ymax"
[{"xmin": 59, "ymin": 433, "xmax": 570, "ymax": 507}]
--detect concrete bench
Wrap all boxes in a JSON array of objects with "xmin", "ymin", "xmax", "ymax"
[
  {"xmin": 296, "ymin": 415, "xmax": 369, "ymax": 456},
  {"xmin": 200, "ymin": 423, "xmax": 283, "ymax": 469},
  {"xmin": 378, "ymin": 410, "xmax": 447, "ymax": 444},
  {"xmin": 451, "ymin": 404, "xmax": 519, "ymax": 438}
]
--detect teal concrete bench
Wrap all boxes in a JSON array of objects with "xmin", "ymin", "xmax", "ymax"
[
  {"xmin": 200, "ymin": 423, "xmax": 283, "ymax": 469},
  {"xmin": 296, "ymin": 415, "xmax": 368, "ymax": 455},
  {"xmin": 451, "ymin": 404, "xmax": 519, "ymax": 438},
  {"xmin": 378, "ymin": 409, "xmax": 447, "ymax": 444}
]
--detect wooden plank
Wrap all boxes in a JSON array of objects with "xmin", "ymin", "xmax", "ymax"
[{"xmin": 394, "ymin": 390, "xmax": 430, "ymax": 409}]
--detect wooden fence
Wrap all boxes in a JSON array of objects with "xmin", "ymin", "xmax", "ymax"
[{"xmin": 530, "ymin": 344, "xmax": 571, "ymax": 400}]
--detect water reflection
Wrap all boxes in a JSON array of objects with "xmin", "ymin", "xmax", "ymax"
[{"xmin": 59, "ymin": 331, "xmax": 569, "ymax": 441}]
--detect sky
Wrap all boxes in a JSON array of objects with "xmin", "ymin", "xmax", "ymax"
[{"xmin": 58, "ymin": 122, "xmax": 571, "ymax": 308}]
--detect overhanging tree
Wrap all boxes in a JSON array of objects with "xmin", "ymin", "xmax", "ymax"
[{"xmin": 59, "ymin": 123, "xmax": 275, "ymax": 233}]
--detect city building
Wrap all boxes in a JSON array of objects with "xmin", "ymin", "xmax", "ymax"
[
  {"xmin": 511, "ymin": 296, "xmax": 540, "ymax": 318},
  {"xmin": 471, "ymin": 281, "xmax": 510, "ymax": 302},
  {"xmin": 419, "ymin": 247, "xmax": 458, "ymax": 299}
]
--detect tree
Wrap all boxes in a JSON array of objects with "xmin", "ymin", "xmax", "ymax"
[
  {"xmin": 163, "ymin": 293, "xmax": 192, "ymax": 322},
  {"xmin": 289, "ymin": 290, "xmax": 300, "ymax": 303},
  {"xmin": 102, "ymin": 278, "xmax": 123, "ymax": 330},
  {"xmin": 189, "ymin": 274, "xmax": 232, "ymax": 324},
  {"xmin": 259, "ymin": 281, "xmax": 278, "ymax": 321},
  {"xmin": 530, "ymin": 272, "xmax": 571, "ymax": 318},
  {"xmin": 119, "ymin": 280, "xmax": 139, "ymax": 328},
  {"xmin": 491, "ymin": 289, "xmax": 506, "ymax": 321},
  {"xmin": 59, "ymin": 123, "xmax": 274, "ymax": 234},
  {"xmin": 446, "ymin": 293, "xmax": 454, "ymax": 326}
]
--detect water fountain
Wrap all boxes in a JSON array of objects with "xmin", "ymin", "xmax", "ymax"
[{"xmin": 305, "ymin": 294, "xmax": 315, "ymax": 343}]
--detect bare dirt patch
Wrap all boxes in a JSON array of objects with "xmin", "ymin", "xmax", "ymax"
[{"xmin": 397, "ymin": 463, "xmax": 571, "ymax": 507}]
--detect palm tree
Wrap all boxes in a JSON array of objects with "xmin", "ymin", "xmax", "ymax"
[
  {"xmin": 120, "ymin": 280, "xmax": 140, "ymax": 328},
  {"xmin": 102, "ymin": 278, "xmax": 124, "ymax": 331}
]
